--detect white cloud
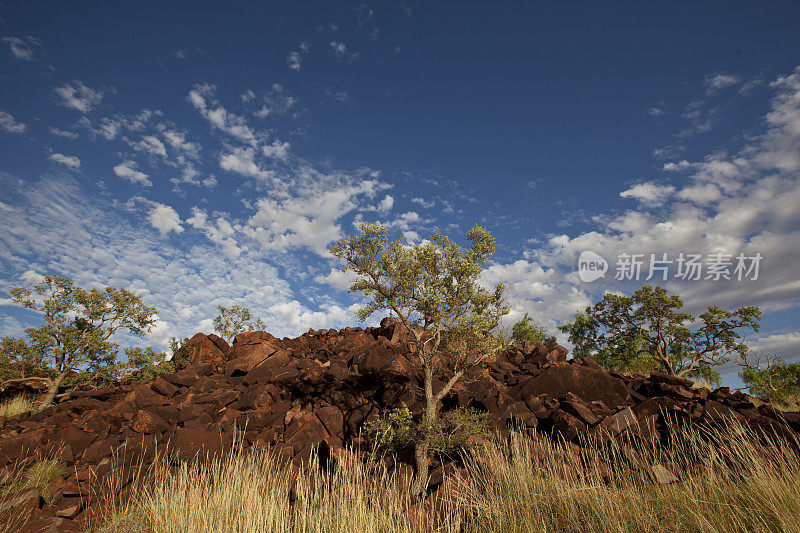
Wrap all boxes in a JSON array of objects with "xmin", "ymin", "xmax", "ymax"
[
  {"xmin": 378, "ymin": 194, "xmax": 394, "ymax": 212},
  {"xmin": 0, "ymin": 111, "xmax": 26, "ymax": 133},
  {"xmin": 49, "ymin": 153, "xmax": 81, "ymax": 168},
  {"xmin": 219, "ymin": 146, "xmax": 274, "ymax": 181},
  {"xmin": 314, "ymin": 267, "xmax": 358, "ymax": 291},
  {"xmin": 748, "ymin": 332, "xmax": 800, "ymax": 358},
  {"xmin": 187, "ymin": 207, "xmax": 242, "ymax": 258},
  {"xmin": 148, "ymin": 203, "xmax": 184, "ymax": 236},
  {"xmin": 134, "ymin": 135, "xmax": 167, "ymax": 157},
  {"xmin": 268, "ymin": 300, "xmax": 361, "ymax": 331},
  {"xmin": 188, "ymin": 83, "xmax": 257, "ymax": 144},
  {"xmin": 412, "ymin": 197, "xmax": 435, "ymax": 209},
  {"xmin": 113, "ymin": 160, "xmax": 152, "ymax": 186},
  {"xmin": 54, "ymin": 81, "xmax": 103, "ymax": 113},
  {"xmin": 243, "ymin": 177, "xmax": 383, "ymax": 256},
  {"xmin": 619, "ymin": 182, "xmax": 675, "ymax": 203},
  {"xmin": 287, "ymin": 50, "xmax": 301, "ymax": 71},
  {"xmin": 0, "ymin": 177, "xmax": 307, "ymax": 346},
  {"xmin": 663, "ymin": 160, "xmax": 692, "ymax": 171},
  {"xmin": 261, "ymin": 139, "xmax": 290, "ymax": 161},
  {"xmin": 162, "ymin": 130, "xmax": 201, "ymax": 160},
  {"xmin": 705, "ymin": 72, "xmax": 741, "ymax": 93}
]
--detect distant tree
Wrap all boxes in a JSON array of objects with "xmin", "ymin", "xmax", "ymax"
[
  {"xmin": 0, "ymin": 275, "xmax": 157, "ymax": 408},
  {"xmin": 559, "ymin": 285, "xmax": 761, "ymax": 385},
  {"xmin": 511, "ymin": 313, "xmax": 557, "ymax": 346},
  {"xmin": 739, "ymin": 352, "xmax": 800, "ymax": 404},
  {"xmin": 330, "ymin": 222, "xmax": 508, "ymax": 497},
  {"xmin": 212, "ymin": 305, "xmax": 266, "ymax": 344}
]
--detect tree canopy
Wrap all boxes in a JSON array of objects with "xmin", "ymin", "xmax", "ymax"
[
  {"xmin": 212, "ymin": 305, "xmax": 266, "ymax": 344},
  {"xmin": 559, "ymin": 285, "xmax": 761, "ymax": 385},
  {"xmin": 0, "ymin": 275, "xmax": 157, "ymax": 407}
]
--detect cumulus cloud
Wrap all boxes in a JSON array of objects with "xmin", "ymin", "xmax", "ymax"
[
  {"xmin": 54, "ymin": 81, "xmax": 103, "ymax": 113},
  {"xmin": 48, "ymin": 153, "xmax": 81, "ymax": 168},
  {"xmin": 243, "ymin": 177, "xmax": 383, "ymax": 256},
  {"xmin": 220, "ymin": 146, "xmax": 274, "ymax": 181},
  {"xmin": 113, "ymin": 160, "xmax": 151, "ymax": 186},
  {"xmin": 0, "ymin": 111, "xmax": 26, "ymax": 133},
  {"xmin": 148, "ymin": 203, "xmax": 184, "ymax": 236},
  {"xmin": 619, "ymin": 182, "xmax": 675, "ymax": 203},
  {"xmin": 378, "ymin": 194, "xmax": 394, "ymax": 212}
]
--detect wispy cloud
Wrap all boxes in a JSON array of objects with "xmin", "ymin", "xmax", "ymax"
[
  {"xmin": 0, "ymin": 111, "xmax": 26, "ymax": 133},
  {"xmin": 2, "ymin": 36, "xmax": 40, "ymax": 61},
  {"xmin": 48, "ymin": 153, "xmax": 81, "ymax": 168},
  {"xmin": 54, "ymin": 81, "xmax": 103, "ymax": 113}
]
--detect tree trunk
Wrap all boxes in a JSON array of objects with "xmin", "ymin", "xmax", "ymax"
[
  {"xmin": 411, "ymin": 440, "xmax": 430, "ymax": 497},
  {"xmin": 37, "ymin": 371, "xmax": 67, "ymax": 409},
  {"xmin": 411, "ymin": 363, "xmax": 437, "ymax": 498}
]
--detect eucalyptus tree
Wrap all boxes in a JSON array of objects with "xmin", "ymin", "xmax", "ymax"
[
  {"xmin": 1, "ymin": 275, "xmax": 157, "ymax": 407},
  {"xmin": 330, "ymin": 223, "xmax": 508, "ymax": 496}
]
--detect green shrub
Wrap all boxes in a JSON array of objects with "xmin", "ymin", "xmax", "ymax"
[
  {"xmin": 364, "ymin": 405, "xmax": 491, "ymax": 456},
  {"xmin": 741, "ymin": 359, "xmax": 800, "ymax": 404},
  {"xmin": 511, "ymin": 313, "xmax": 556, "ymax": 346}
]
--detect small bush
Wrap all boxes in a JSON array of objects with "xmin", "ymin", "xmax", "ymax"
[
  {"xmin": 364, "ymin": 405, "xmax": 491, "ymax": 456},
  {"xmin": 511, "ymin": 313, "xmax": 557, "ymax": 346},
  {"xmin": 363, "ymin": 404, "xmax": 416, "ymax": 452}
]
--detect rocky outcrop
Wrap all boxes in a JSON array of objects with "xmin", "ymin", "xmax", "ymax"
[{"xmin": 0, "ymin": 324, "xmax": 798, "ymax": 530}]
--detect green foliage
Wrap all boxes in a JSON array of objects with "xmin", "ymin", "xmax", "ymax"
[
  {"xmin": 363, "ymin": 404, "xmax": 417, "ymax": 453},
  {"xmin": 559, "ymin": 285, "xmax": 761, "ymax": 384},
  {"xmin": 364, "ymin": 405, "xmax": 491, "ymax": 456},
  {"xmin": 330, "ymin": 223, "xmax": 508, "ymax": 368},
  {"xmin": 330, "ymin": 223, "xmax": 508, "ymax": 494},
  {"xmin": 511, "ymin": 313, "xmax": 557, "ymax": 346},
  {"xmin": 125, "ymin": 345, "xmax": 175, "ymax": 381},
  {"xmin": 0, "ymin": 275, "xmax": 157, "ymax": 405},
  {"xmin": 168, "ymin": 336, "xmax": 191, "ymax": 369},
  {"xmin": 740, "ymin": 353, "xmax": 800, "ymax": 404},
  {"xmin": 213, "ymin": 305, "xmax": 266, "ymax": 344}
]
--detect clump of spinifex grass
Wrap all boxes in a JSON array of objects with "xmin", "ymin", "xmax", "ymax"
[
  {"xmin": 0, "ymin": 395, "xmax": 40, "ymax": 418},
  {"xmin": 95, "ymin": 419, "xmax": 800, "ymax": 533},
  {"xmin": 461, "ymin": 418, "xmax": 800, "ymax": 533}
]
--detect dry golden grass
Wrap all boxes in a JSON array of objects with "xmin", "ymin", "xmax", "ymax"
[
  {"xmin": 0, "ymin": 395, "xmax": 40, "ymax": 418},
  {"xmin": 88, "ymin": 418, "xmax": 800, "ymax": 533}
]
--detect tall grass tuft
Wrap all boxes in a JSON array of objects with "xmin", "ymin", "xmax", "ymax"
[
  {"xmin": 0, "ymin": 395, "xmax": 40, "ymax": 418},
  {"xmin": 87, "ymin": 419, "xmax": 800, "ymax": 532}
]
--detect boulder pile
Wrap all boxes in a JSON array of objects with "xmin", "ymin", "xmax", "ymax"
[{"xmin": 1, "ymin": 317, "xmax": 799, "ymax": 531}]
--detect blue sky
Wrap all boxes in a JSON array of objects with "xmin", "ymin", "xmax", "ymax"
[{"xmin": 1, "ymin": 1, "xmax": 799, "ymax": 387}]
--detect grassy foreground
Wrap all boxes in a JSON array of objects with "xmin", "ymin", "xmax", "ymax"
[{"xmin": 82, "ymin": 418, "xmax": 800, "ymax": 533}]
